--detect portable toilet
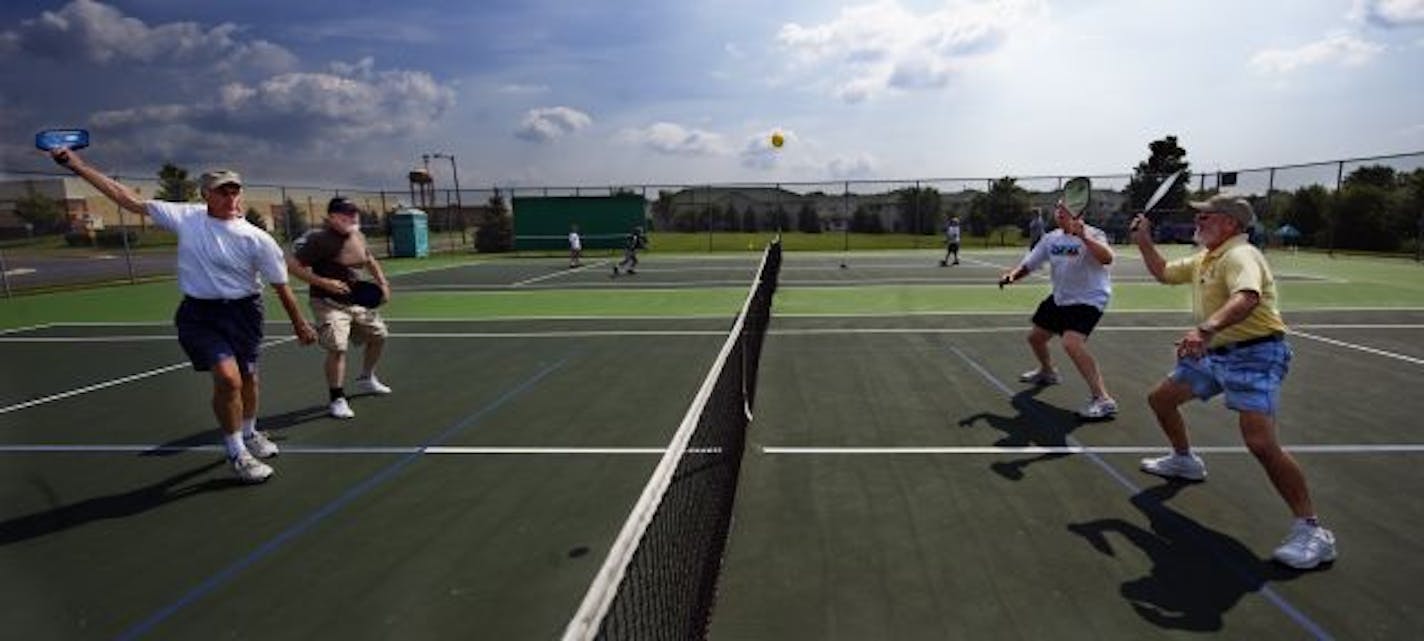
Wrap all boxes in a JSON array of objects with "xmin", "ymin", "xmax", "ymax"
[{"xmin": 390, "ymin": 208, "xmax": 429, "ymax": 258}]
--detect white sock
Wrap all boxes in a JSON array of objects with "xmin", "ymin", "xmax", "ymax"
[
  {"xmin": 223, "ymin": 432, "xmax": 246, "ymax": 459},
  {"xmin": 241, "ymin": 417, "xmax": 258, "ymax": 438}
]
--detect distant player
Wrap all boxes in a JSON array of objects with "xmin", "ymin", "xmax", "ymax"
[
  {"xmin": 568, "ymin": 223, "xmax": 583, "ymax": 268},
  {"xmin": 612, "ymin": 226, "xmax": 648, "ymax": 276},
  {"xmin": 940, "ymin": 215, "xmax": 961, "ymax": 266}
]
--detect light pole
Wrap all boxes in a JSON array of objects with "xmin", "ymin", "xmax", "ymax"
[{"xmin": 431, "ymin": 152, "xmax": 465, "ymax": 246}]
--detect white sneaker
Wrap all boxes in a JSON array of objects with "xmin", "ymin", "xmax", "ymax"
[
  {"xmin": 1078, "ymin": 396, "xmax": 1118, "ymax": 419},
  {"xmin": 230, "ymin": 452, "xmax": 274, "ymax": 484},
  {"xmin": 329, "ymin": 397, "xmax": 355, "ymax": 419},
  {"xmin": 352, "ymin": 375, "xmax": 392, "ymax": 395},
  {"xmin": 1273, "ymin": 522, "xmax": 1337, "ymax": 569},
  {"xmin": 1139, "ymin": 452, "xmax": 1207, "ymax": 481},
  {"xmin": 243, "ymin": 431, "xmax": 279, "ymax": 459},
  {"xmin": 1018, "ymin": 368, "xmax": 1061, "ymax": 385}
]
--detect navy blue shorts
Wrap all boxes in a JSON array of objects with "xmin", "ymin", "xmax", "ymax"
[
  {"xmin": 174, "ymin": 295, "xmax": 264, "ymax": 374},
  {"xmin": 1030, "ymin": 296, "xmax": 1104, "ymax": 337}
]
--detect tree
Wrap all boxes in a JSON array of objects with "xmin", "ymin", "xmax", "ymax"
[
  {"xmin": 13, "ymin": 188, "xmax": 66, "ymax": 234},
  {"xmin": 154, "ymin": 163, "xmax": 198, "ymax": 202},
  {"xmin": 796, "ymin": 203, "xmax": 821, "ymax": 233},
  {"xmin": 244, "ymin": 206, "xmax": 267, "ymax": 230},
  {"xmin": 894, "ymin": 186, "xmax": 943, "ymax": 235},
  {"xmin": 1281, "ymin": 185, "xmax": 1330, "ymax": 246},
  {"xmin": 475, "ymin": 191, "xmax": 513, "ymax": 252},
  {"xmin": 1125, "ymin": 135, "xmax": 1191, "ymax": 216},
  {"xmin": 741, "ymin": 204, "xmax": 759, "ymax": 232},
  {"xmin": 985, "ymin": 177, "xmax": 1030, "ymax": 229},
  {"xmin": 651, "ymin": 190, "xmax": 676, "ymax": 230}
]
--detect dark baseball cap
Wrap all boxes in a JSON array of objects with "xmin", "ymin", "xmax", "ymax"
[{"xmin": 327, "ymin": 197, "xmax": 360, "ymax": 214}]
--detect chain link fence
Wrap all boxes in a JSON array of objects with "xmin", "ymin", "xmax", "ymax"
[{"xmin": 3, "ymin": 150, "xmax": 1421, "ymax": 297}]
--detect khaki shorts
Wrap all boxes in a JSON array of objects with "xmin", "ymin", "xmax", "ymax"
[{"xmin": 312, "ymin": 297, "xmax": 388, "ymax": 352}]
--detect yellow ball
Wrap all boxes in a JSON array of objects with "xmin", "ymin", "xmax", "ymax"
[{"xmin": 770, "ymin": 132, "xmax": 784, "ymax": 148}]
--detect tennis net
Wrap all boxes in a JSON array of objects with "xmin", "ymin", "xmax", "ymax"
[{"xmin": 563, "ymin": 238, "xmax": 782, "ymax": 641}]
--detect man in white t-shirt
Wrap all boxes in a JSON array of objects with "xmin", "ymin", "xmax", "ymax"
[
  {"xmin": 51, "ymin": 147, "xmax": 317, "ymax": 484},
  {"xmin": 939, "ymin": 215, "xmax": 961, "ymax": 266},
  {"xmin": 568, "ymin": 224, "xmax": 583, "ymax": 268},
  {"xmin": 999, "ymin": 202, "xmax": 1118, "ymax": 419}
]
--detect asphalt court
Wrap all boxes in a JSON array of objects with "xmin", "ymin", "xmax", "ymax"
[{"xmin": 2, "ymin": 248, "xmax": 1423, "ymax": 639}]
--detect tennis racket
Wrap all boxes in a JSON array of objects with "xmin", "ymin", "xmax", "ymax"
[
  {"xmin": 1129, "ymin": 169, "xmax": 1185, "ymax": 232},
  {"xmin": 1061, "ymin": 176, "xmax": 1091, "ymax": 219}
]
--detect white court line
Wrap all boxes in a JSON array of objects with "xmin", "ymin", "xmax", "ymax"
[
  {"xmin": 0, "ymin": 337, "xmax": 296, "ymax": 415},
  {"xmin": 763, "ymin": 444, "xmax": 1424, "ymax": 455},
  {"xmin": 0, "ymin": 322, "xmax": 55, "ymax": 335},
  {"xmin": 0, "ymin": 444, "xmax": 668, "ymax": 455},
  {"xmin": 511, "ymin": 260, "xmax": 611, "ymax": 287},
  {"xmin": 1292, "ymin": 330, "xmax": 1424, "ymax": 366}
]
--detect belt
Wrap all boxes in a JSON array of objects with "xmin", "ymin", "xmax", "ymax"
[
  {"xmin": 1210, "ymin": 332, "xmax": 1284, "ymax": 355},
  {"xmin": 183, "ymin": 294, "xmax": 260, "ymax": 305}
]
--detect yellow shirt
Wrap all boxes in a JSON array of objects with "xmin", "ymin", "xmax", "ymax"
[{"xmin": 1161, "ymin": 234, "xmax": 1288, "ymax": 347}]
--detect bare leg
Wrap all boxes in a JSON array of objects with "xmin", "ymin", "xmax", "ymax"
[
  {"xmin": 1061, "ymin": 331, "xmax": 1109, "ymax": 398},
  {"xmin": 326, "ymin": 350, "xmax": 347, "ymax": 388},
  {"xmin": 1147, "ymin": 378, "xmax": 1197, "ymax": 453},
  {"xmin": 1239, "ymin": 411, "xmax": 1316, "ymax": 518},
  {"xmin": 210, "ymin": 359, "xmax": 244, "ymax": 435},
  {"xmin": 360, "ymin": 337, "xmax": 385, "ymax": 378},
  {"xmin": 240, "ymin": 370, "xmax": 259, "ymax": 423},
  {"xmin": 1027, "ymin": 326, "xmax": 1054, "ymax": 372}
]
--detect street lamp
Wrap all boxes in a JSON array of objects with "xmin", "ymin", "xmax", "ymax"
[{"xmin": 430, "ymin": 152, "xmax": 465, "ymax": 246}]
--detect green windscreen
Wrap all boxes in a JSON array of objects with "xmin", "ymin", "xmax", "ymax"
[{"xmin": 513, "ymin": 195, "xmax": 646, "ymax": 250}]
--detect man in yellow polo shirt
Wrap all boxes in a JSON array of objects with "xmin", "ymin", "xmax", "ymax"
[{"xmin": 1130, "ymin": 194, "xmax": 1336, "ymax": 570}]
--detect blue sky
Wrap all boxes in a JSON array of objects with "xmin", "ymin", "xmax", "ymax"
[{"xmin": 2, "ymin": 0, "xmax": 1422, "ymax": 190}]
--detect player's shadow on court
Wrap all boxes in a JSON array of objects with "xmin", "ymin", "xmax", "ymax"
[
  {"xmin": 957, "ymin": 386, "xmax": 1083, "ymax": 480},
  {"xmin": 140, "ymin": 404, "xmax": 330, "ymax": 457},
  {"xmin": 0, "ymin": 460, "xmax": 241, "ymax": 546},
  {"xmin": 1066, "ymin": 481, "xmax": 1306, "ymax": 632}
]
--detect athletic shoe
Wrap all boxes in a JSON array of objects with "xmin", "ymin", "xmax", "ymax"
[
  {"xmin": 1078, "ymin": 396, "xmax": 1118, "ymax": 419},
  {"xmin": 1139, "ymin": 452, "xmax": 1207, "ymax": 481},
  {"xmin": 329, "ymin": 397, "xmax": 355, "ymax": 419},
  {"xmin": 353, "ymin": 375, "xmax": 392, "ymax": 395},
  {"xmin": 1018, "ymin": 369, "xmax": 1061, "ymax": 385},
  {"xmin": 243, "ymin": 431, "xmax": 279, "ymax": 459},
  {"xmin": 1273, "ymin": 522, "xmax": 1337, "ymax": 569},
  {"xmin": 939, "ymin": 260, "xmax": 948, "ymax": 267},
  {"xmin": 625, "ymin": 268, "xmax": 636, "ymax": 275},
  {"xmin": 611, "ymin": 265, "xmax": 619, "ymax": 276},
  {"xmin": 951, "ymin": 259, "xmax": 960, "ymax": 265},
  {"xmin": 230, "ymin": 452, "xmax": 274, "ymax": 484}
]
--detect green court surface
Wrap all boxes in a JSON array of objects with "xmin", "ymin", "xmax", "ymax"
[{"xmin": 2, "ymin": 247, "xmax": 1422, "ymax": 639}]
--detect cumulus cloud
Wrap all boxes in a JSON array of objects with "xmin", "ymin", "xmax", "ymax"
[
  {"xmin": 1349, "ymin": 0, "xmax": 1424, "ymax": 27},
  {"xmin": 515, "ymin": 106, "xmax": 593, "ymax": 142},
  {"xmin": 739, "ymin": 130, "xmax": 793, "ymax": 169},
  {"xmin": 776, "ymin": 0, "xmax": 1042, "ymax": 102},
  {"xmin": 826, "ymin": 154, "xmax": 878, "ymax": 180},
  {"xmin": 617, "ymin": 122, "xmax": 729, "ymax": 156},
  {"xmin": 1251, "ymin": 32, "xmax": 1385, "ymax": 73},
  {"xmin": 1, "ymin": 0, "xmax": 295, "ymax": 73}
]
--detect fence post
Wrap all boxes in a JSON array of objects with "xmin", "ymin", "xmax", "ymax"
[
  {"xmin": 1331, "ymin": 160, "xmax": 1343, "ymax": 257},
  {"xmin": 0, "ymin": 246, "xmax": 11, "ymax": 298}
]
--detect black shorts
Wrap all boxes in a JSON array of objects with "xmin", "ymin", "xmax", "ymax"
[
  {"xmin": 946, "ymin": 242, "xmax": 960, "ymax": 252},
  {"xmin": 1030, "ymin": 296, "xmax": 1104, "ymax": 337},
  {"xmin": 174, "ymin": 295, "xmax": 265, "ymax": 373}
]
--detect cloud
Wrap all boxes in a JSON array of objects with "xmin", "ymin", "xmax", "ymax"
[
  {"xmin": 776, "ymin": 0, "xmax": 1043, "ymax": 102},
  {"xmin": 827, "ymin": 154, "xmax": 878, "ymax": 180},
  {"xmin": 1251, "ymin": 32, "xmax": 1385, "ymax": 73},
  {"xmin": 515, "ymin": 106, "xmax": 593, "ymax": 142},
  {"xmin": 89, "ymin": 63, "xmax": 455, "ymax": 147},
  {"xmin": 617, "ymin": 122, "xmax": 729, "ymax": 156},
  {"xmin": 739, "ymin": 130, "xmax": 793, "ymax": 169},
  {"xmin": 1349, "ymin": 0, "xmax": 1424, "ymax": 27},
  {"xmin": 2, "ymin": 0, "xmax": 295, "ymax": 73}
]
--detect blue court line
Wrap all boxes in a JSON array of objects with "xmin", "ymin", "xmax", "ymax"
[
  {"xmin": 950, "ymin": 346, "xmax": 1335, "ymax": 641},
  {"xmin": 114, "ymin": 358, "xmax": 568, "ymax": 641}
]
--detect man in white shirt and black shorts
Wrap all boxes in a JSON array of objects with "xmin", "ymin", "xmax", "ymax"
[
  {"xmin": 50, "ymin": 148, "xmax": 316, "ymax": 484},
  {"xmin": 1000, "ymin": 202, "xmax": 1119, "ymax": 419}
]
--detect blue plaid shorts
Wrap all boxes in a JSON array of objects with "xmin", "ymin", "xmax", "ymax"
[{"xmin": 1170, "ymin": 338, "xmax": 1292, "ymax": 415}]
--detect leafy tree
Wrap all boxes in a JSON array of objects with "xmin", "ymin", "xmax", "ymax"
[
  {"xmin": 13, "ymin": 189, "xmax": 66, "ymax": 234},
  {"xmin": 769, "ymin": 205, "xmax": 789, "ymax": 231},
  {"xmin": 1280, "ymin": 185, "xmax": 1330, "ymax": 246},
  {"xmin": 894, "ymin": 186, "xmax": 943, "ymax": 235},
  {"xmin": 651, "ymin": 190, "xmax": 676, "ymax": 230},
  {"xmin": 244, "ymin": 206, "xmax": 267, "ymax": 230},
  {"xmin": 1125, "ymin": 135, "xmax": 1191, "ymax": 215},
  {"xmin": 475, "ymin": 191, "xmax": 513, "ymax": 252},
  {"xmin": 155, "ymin": 163, "xmax": 198, "ymax": 202},
  {"xmin": 985, "ymin": 177, "xmax": 1030, "ymax": 229},
  {"xmin": 741, "ymin": 205, "xmax": 759, "ymax": 232},
  {"xmin": 850, "ymin": 205, "xmax": 883, "ymax": 233},
  {"xmin": 796, "ymin": 203, "xmax": 821, "ymax": 233}
]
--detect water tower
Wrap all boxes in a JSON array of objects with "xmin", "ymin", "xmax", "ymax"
[{"xmin": 408, "ymin": 167, "xmax": 434, "ymax": 209}]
